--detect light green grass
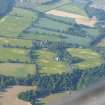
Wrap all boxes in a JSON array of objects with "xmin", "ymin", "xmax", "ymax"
[
  {"xmin": 0, "ymin": 48, "xmax": 30, "ymax": 62},
  {"xmin": 67, "ymin": 48, "xmax": 102, "ymax": 69},
  {"xmin": 34, "ymin": 49, "xmax": 70, "ymax": 74},
  {"xmin": 0, "ymin": 8, "xmax": 37, "ymax": 37},
  {"xmin": 0, "ymin": 37, "xmax": 32, "ymax": 48},
  {"xmin": 0, "ymin": 63, "xmax": 36, "ymax": 78},
  {"xmin": 57, "ymin": 3, "xmax": 87, "ymax": 16}
]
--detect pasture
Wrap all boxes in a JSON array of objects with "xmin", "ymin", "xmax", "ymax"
[
  {"xmin": 57, "ymin": 3, "xmax": 87, "ymax": 16},
  {"xmin": 0, "ymin": 8, "xmax": 37, "ymax": 37},
  {"xmin": 67, "ymin": 48, "xmax": 102, "ymax": 69},
  {"xmin": 35, "ymin": 18, "xmax": 70, "ymax": 31},
  {"xmin": 0, "ymin": 37, "xmax": 32, "ymax": 48},
  {"xmin": 0, "ymin": 63, "xmax": 36, "ymax": 78},
  {"xmin": 0, "ymin": 48, "xmax": 30, "ymax": 62},
  {"xmin": 34, "ymin": 49, "xmax": 70, "ymax": 74}
]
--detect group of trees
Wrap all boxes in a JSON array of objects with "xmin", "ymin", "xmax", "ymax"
[
  {"xmin": 0, "ymin": 0, "xmax": 15, "ymax": 16},
  {"xmin": 17, "ymin": 63, "xmax": 105, "ymax": 105}
]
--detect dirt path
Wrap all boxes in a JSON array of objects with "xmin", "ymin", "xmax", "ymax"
[
  {"xmin": 0, "ymin": 85, "xmax": 36, "ymax": 105},
  {"xmin": 46, "ymin": 9, "xmax": 96, "ymax": 27}
]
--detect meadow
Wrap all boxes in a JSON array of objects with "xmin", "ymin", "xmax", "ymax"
[
  {"xmin": 0, "ymin": 63, "xmax": 36, "ymax": 78},
  {"xmin": 0, "ymin": 7, "xmax": 37, "ymax": 37},
  {"xmin": 57, "ymin": 3, "xmax": 87, "ymax": 16},
  {"xmin": 0, "ymin": 37, "xmax": 32, "ymax": 48},
  {"xmin": 33, "ymin": 49, "xmax": 70, "ymax": 74},
  {"xmin": 0, "ymin": 48, "xmax": 30, "ymax": 62},
  {"xmin": 35, "ymin": 18, "xmax": 70, "ymax": 32},
  {"xmin": 67, "ymin": 48, "xmax": 102, "ymax": 69}
]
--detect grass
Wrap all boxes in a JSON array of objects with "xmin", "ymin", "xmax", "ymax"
[
  {"xmin": 0, "ymin": 7, "xmax": 37, "ymax": 37},
  {"xmin": 0, "ymin": 63, "xmax": 36, "ymax": 78},
  {"xmin": 0, "ymin": 48, "xmax": 30, "ymax": 62},
  {"xmin": 35, "ymin": 18, "xmax": 70, "ymax": 31},
  {"xmin": 29, "ymin": 0, "xmax": 72, "ymax": 12},
  {"xmin": 0, "ymin": 37, "xmax": 32, "ymax": 48},
  {"xmin": 21, "ymin": 32, "xmax": 61, "ymax": 42},
  {"xmin": 34, "ymin": 49, "xmax": 70, "ymax": 74},
  {"xmin": 25, "ymin": 27, "xmax": 92, "ymax": 47},
  {"xmin": 83, "ymin": 27, "xmax": 101, "ymax": 38},
  {"xmin": 57, "ymin": 3, "xmax": 87, "ymax": 16},
  {"xmin": 67, "ymin": 48, "xmax": 102, "ymax": 69}
]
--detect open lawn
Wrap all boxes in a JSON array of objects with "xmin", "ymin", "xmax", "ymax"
[
  {"xmin": 0, "ymin": 8, "xmax": 37, "ymax": 37},
  {"xmin": 0, "ymin": 48, "xmax": 30, "ymax": 62},
  {"xmin": 0, "ymin": 37, "xmax": 32, "ymax": 48},
  {"xmin": 0, "ymin": 63, "xmax": 36, "ymax": 78},
  {"xmin": 34, "ymin": 49, "xmax": 70, "ymax": 74},
  {"xmin": 67, "ymin": 48, "xmax": 102, "ymax": 69}
]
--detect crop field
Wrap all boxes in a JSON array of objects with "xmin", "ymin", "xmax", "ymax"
[
  {"xmin": 0, "ymin": 37, "xmax": 32, "ymax": 48},
  {"xmin": 67, "ymin": 48, "xmax": 102, "ymax": 69},
  {"xmin": 0, "ymin": 48, "xmax": 30, "ymax": 62},
  {"xmin": 57, "ymin": 3, "xmax": 87, "ymax": 16},
  {"xmin": 0, "ymin": 63, "xmax": 36, "ymax": 78},
  {"xmin": 33, "ymin": 49, "xmax": 70, "ymax": 74},
  {"xmin": 0, "ymin": 7, "xmax": 37, "ymax": 37}
]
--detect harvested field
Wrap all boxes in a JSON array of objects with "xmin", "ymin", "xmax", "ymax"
[
  {"xmin": 46, "ymin": 10, "xmax": 96, "ymax": 27},
  {"xmin": 0, "ymin": 85, "xmax": 36, "ymax": 105}
]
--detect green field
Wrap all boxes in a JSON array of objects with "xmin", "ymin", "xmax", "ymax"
[
  {"xmin": 0, "ymin": 37, "xmax": 32, "ymax": 48},
  {"xmin": 67, "ymin": 48, "xmax": 102, "ymax": 69},
  {"xmin": 34, "ymin": 49, "xmax": 70, "ymax": 74},
  {"xmin": 0, "ymin": 48, "xmax": 30, "ymax": 62},
  {"xmin": 35, "ymin": 18, "xmax": 70, "ymax": 31},
  {"xmin": 24, "ymin": 27, "xmax": 92, "ymax": 47},
  {"xmin": 0, "ymin": 7, "xmax": 37, "ymax": 37},
  {"xmin": 0, "ymin": 63, "xmax": 36, "ymax": 78},
  {"xmin": 83, "ymin": 27, "xmax": 101, "ymax": 38},
  {"xmin": 57, "ymin": 3, "xmax": 87, "ymax": 16},
  {"xmin": 22, "ymin": 32, "xmax": 62, "ymax": 42}
]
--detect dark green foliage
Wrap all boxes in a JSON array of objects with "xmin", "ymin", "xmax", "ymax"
[{"xmin": 0, "ymin": 0, "xmax": 15, "ymax": 16}]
